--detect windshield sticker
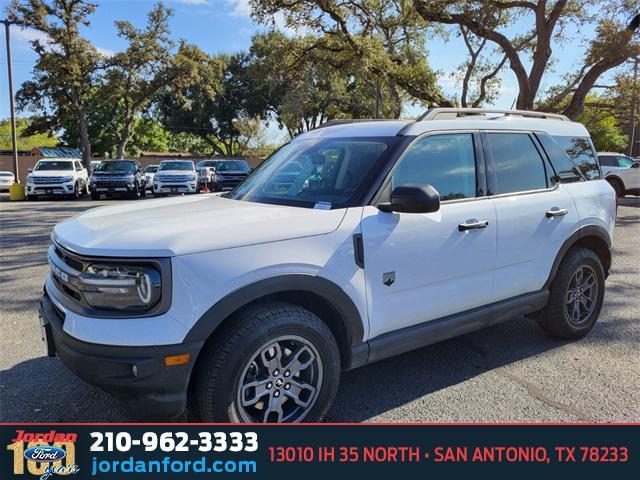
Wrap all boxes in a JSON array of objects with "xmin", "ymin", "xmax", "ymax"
[{"xmin": 313, "ymin": 201, "xmax": 332, "ymax": 210}]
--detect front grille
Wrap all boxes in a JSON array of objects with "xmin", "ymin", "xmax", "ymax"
[
  {"xmin": 157, "ymin": 175, "xmax": 193, "ymax": 182},
  {"xmin": 92, "ymin": 176, "xmax": 132, "ymax": 183},
  {"xmin": 31, "ymin": 177, "xmax": 68, "ymax": 184}
]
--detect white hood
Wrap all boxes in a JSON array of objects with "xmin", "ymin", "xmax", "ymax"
[
  {"xmin": 53, "ymin": 195, "xmax": 347, "ymax": 257},
  {"xmin": 31, "ymin": 169, "xmax": 75, "ymax": 177}
]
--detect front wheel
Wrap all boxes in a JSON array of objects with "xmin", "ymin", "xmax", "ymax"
[
  {"xmin": 90, "ymin": 191, "xmax": 100, "ymax": 200},
  {"xmin": 537, "ymin": 248, "xmax": 605, "ymax": 339},
  {"xmin": 191, "ymin": 303, "xmax": 340, "ymax": 423},
  {"xmin": 607, "ymin": 178, "xmax": 625, "ymax": 198}
]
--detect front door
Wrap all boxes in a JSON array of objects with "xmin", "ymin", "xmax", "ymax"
[{"xmin": 361, "ymin": 132, "xmax": 497, "ymax": 340}]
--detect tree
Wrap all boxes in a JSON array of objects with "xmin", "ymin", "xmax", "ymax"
[
  {"xmin": 248, "ymin": 31, "xmax": 412, "ymax": 137},
  {"xmin": 156, "ymin": 46, "xmax": 262, "ymax": 155},
  {"xmin": 101, "ymin": 3, "xmax": 175, "ymax": 158},
  {"xmin": 412, "ymin": 1, "xmax": 640, "ymax": 117},
  {"xmin": 9, "ymin": 0, "xmax": 104, "ymax": 166},
  {"xmin": 0, "ymin": 118, "xmax": 58, "ymax": 150},
  {"xmin": 250, "ymin": 0, "xmax": 444, "ymax": 108}
]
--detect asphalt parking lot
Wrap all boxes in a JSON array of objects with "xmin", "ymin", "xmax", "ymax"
[{"xmin": 0, "ymin": 194, "xmax": 638, "ymax": 422}]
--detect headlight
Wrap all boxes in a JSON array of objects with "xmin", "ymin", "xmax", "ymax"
[
  {"xmin": 82, "ymin": 264, "xmax": 162, "ymax": 311},
  {"xmin": 27, "ymin": 174, "xmax": 33, "ymax": 181}
]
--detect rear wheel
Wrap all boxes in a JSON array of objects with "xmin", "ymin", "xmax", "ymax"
[
  {"xmin": 191, "ymin": 302, "xmax": 340, "ymax": 423},
  {"xmin": 538, "ymin": 248, "xmax": 605, "ymax": 339},
  {"xmin": 607, "ymin": 178, "xmax": 625, "ymax": 198}
]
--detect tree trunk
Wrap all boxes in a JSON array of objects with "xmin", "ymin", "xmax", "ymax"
[
  {"xmin": 116, "ymin": 119, "xmax": 134, "ymax": 159},
  {"xmin": 78, "ymin": 111, "xmax": 92, "ymax": 168}
]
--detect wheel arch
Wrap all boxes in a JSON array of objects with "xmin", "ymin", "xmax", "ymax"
[
  {"xmin": 605, "ymin": 175, "xmax": 625, "ymax": 189},
  {"xmin": 184, "ymin": 275, "xmax": 366, "ymax": 370},
  {"xmin": 544, "ymin": 225, "xmax": 612, "ymax": 290}
]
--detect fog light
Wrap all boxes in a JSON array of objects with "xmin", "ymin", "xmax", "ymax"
[{"xmin": 164, "ymin": 353, "xmax": 191, "ymax": 366}]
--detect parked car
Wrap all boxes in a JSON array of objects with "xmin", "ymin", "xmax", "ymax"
[
  {"xmin": 195, "ymin": 160, "xmax": 219, "ymax": 189},
  {"xmin": 0, "ymin": 171, "xmax": 15, "ymax": 192},
  {"xmin": 26, "ymin": 158, "xmax": 89, "ymax": 200},
  {"xmin": 39, "ymin": 108, "xmax": 615, "ymax": 423},
  {"xmin": 90, "ymin": 160, "xmax": 147, "ymax": 200},
  {"xmin": 597, "ymin": 152, "xmax": 640, "ymax": 197},
  {"xmin": 142, "ymin": 165, "xmax": 158, "ymax": 190},
  {"xmin": 153, "ymin": 160, "xmax": 198, "ymax": 196},
  {"xmin": 209, "ymin": 159, "xmax": 251, "ymax": 191}
]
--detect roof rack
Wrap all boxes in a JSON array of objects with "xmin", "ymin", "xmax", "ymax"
[{"xmin": 416, "ymin": 108, "xmax": 570, "ymax": 122}]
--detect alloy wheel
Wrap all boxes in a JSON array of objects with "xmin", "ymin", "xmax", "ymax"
[
  {"xmin": 565, "ymin": 265, "xmax": 598, "ymax": 326},
  {"xmin": 236, "ymin": 335, "xmax": 323, "ymax": 423}
]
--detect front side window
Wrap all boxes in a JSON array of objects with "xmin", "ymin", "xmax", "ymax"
[
  {"xmin": 487, "ymin": 133, "xmax": 547, "ymax": 194},
  {"xmin": 552, "ymin": 136, "xmax": 601, "ymax": 180},
  {"xmin": 391, "ymin": 133, "xmax": 477, "ymax": 201},
  {"xmin": 618, "ymin": 156, "xmax": 635, "ymax": 168},
  {"xmin": 35, "ymin": 161, "xmax": 73, "ymax": 171},
  {"xmin": 230, "ymin": 137, "xmax": 399, "ymax": 208}
]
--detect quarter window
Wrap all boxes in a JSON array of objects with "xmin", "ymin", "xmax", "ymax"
[
  {"xmin": 487, "ymin": 133, "xmax": 547, "ymax": 194},
  {"xmin": 552, "ymin": 136, "xmax": 601, "ymax": 180},
  {"xmin": 392, "ymin": 133, "xmax": 477, "ymax": 201}
]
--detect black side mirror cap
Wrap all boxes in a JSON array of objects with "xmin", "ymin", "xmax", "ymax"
[
  {"xmin": 631, "ymin": 162, "xmax": 639, "ymax": 168},
  {"xmin": 378, "ymin": 184, "xmax": 440, "ymax": 214}
]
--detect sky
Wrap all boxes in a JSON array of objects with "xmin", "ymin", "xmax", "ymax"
[{"xmin": 0, "ymin": 0, "xmax": 613, "ymax": 143}]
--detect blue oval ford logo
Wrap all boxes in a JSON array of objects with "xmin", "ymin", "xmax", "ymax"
[{"xmin": 23, "ymin": 446, "xmax": 66, "ymax": 463}]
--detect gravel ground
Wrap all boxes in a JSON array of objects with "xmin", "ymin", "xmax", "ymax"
[{"xmin": 0, "ymin": 194, "xmax": 638, "ymax": 422}]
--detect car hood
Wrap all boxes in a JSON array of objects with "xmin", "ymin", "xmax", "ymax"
[
  {"xmin": 155, "ymin": 170, "xmax": 196, "ymax": 176},
  {"xmin": 52, "ymin": 195, "xmax": 348, "ymax": 257}
]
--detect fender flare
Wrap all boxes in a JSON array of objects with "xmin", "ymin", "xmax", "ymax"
[
  {"xmin": 183, "ymin": 274, "xmax": 365, "ymax": 351},
  {"xmin": 543, "ymin": 225, "xmax": 612, "ymax": 290}
]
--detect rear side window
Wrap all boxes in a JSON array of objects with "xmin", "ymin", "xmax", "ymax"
[
  {"xmin": 392, "ymin": 133, "xmax": 477, "ymax": 201},
  {"xmin": 486, "ymin": 133, "xmax": 547, "ymax": 194},
  {"xmin": 552, "ymin": 136, "xmax": 601, "ymax": 180},
  {"xmin": 598, "ymin": 155, "xmax": 617, "ymax": 167}
]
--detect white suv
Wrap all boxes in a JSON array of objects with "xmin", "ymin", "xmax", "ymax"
[
  {"xmin": 153, "ymin": 160, "xmax": 198, "ymax": 196},
  {"xmin": 39, "ymin": 109, "xmax": 615, "ymax": 423},
  {"xmin": 27, "ymin": 158, "xmax": 89, "ymax": 200},
  {"xmin": 597, "ymin": 152, "xmax": 640, "ymax": 197}
]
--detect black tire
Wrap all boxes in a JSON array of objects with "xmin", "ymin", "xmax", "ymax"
[
  {"xmin": 191, "ymin": 302, "xmax": 340, "ymax": 423},
  {"xmin": 71, "ymin": 182, "xmax": 80, "ymax": 200},
  {"xmin": 90, "ymin": 191, "xmax": 101, "ymax": 200},
  {"xmin": 140, "ymin": 184, "xmax": 146, "ymax": 197},
  {"xmin": 537, "ymin": 248, "xmax": 605, "ymax": 339},
  {"xmin": 130, "ymin": 182, "xmax": 141, "ymax": 199},
  {"xmin": 607, "ymin": 178, "xmax": 625, "ymax": 198}
]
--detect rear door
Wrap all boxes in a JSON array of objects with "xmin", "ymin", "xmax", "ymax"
[
  {"xmin": 361, "ymin": 132, "xmax": 497, "ymax": 339},
  {"xmin": 615, "ymin": 155, "xmax": 640, "ymax": 190},
  {"xmin": 485, "ymin": 132, "xmax": 579, "ymax": 302}
]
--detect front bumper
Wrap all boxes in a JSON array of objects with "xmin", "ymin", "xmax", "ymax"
[
  {"xmin": 91, "ymin": 181, "xmax": 137, "ymax": 193},
  {"xmin": 153, "ymin": 182, "xmax": 197, "ymax": 194},
  {"xmin": 39, "ymin": 291, "xmax": 203, "ymax": 419},
  {"xmin": 27, "ymin": 182, "xmax": 75, "ymax": 195}
]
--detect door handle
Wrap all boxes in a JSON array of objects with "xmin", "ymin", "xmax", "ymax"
[
  {"xmin": 458, "ymin": 220, "xmax": 489, "ymax": 231},
  {"xmin": 546, "ymin": 208, "xmax": 568, "ymax": 218}
]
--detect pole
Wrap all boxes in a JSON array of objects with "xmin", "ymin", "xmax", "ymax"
[
  {"xmin": 629, "ymin": 55, "xmax": 639, "ymax": 157},
  {"xmin": 2, "ymin": 20, "xmax": 19, "ymax": 182}
]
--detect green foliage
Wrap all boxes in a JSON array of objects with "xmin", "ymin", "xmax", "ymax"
[
  {"xmin": 0, "ymin": 118, "xmax": 58, "ymax": 150},
  {"xmin": 587, "ymin": 118, "xmax": 627, "ymax": 153}
]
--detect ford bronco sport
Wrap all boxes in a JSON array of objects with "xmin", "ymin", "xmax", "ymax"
[{"xmin": 39, "ymin": 108, "xmax": 615, "ymax": 423}]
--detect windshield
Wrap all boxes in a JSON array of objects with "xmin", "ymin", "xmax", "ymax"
[
  {"xmin": 95, "ymin": 161, "xmax": 136, "ymax": 172},
  {"xmin": 230, "ymin": 137, "xmax": 398, "ymax": 209},
  {"xmin": 216, "ymin": 160, "xmax": 250, "ymax": 172},
  {"xmin": 35, "ymin": 161, "xmax": 73, "ymax": 171},
  {"xmin": 143, "ymin": 165, "xmax": 158, "ymax": 173},
  {"xmin": 196, "ymin": 160, "xmax": 218, "ymax": 169},
  {"xmin": 158, "ymin": 161, "xmax": 194, "ymax": 171}
]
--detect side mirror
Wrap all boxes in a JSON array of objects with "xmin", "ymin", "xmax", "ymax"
[
  {"xmin": 631, "ymin": 162, "xmax": 639, "ymax": 168},
  {"xmin": 378, "ymin": 184, "xmax": 440, "ymax": 214},
  {"xmin": 28, "ymin": 168, "xmax": 33, "ymax": 173}
]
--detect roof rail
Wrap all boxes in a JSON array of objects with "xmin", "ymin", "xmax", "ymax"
[
  {"xmin": 416, "ymin": 108, "xmax": 570, "ymax": 122},
  {"xmin": 313, "ymin": 118, "xmax": 397, "ymax": 130}
]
